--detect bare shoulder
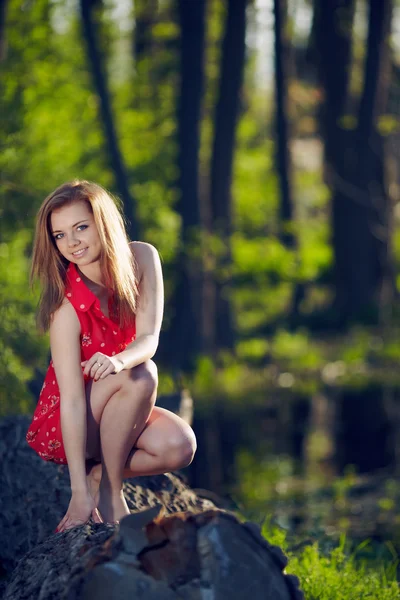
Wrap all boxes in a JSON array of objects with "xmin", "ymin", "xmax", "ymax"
[
  {"xmin": 129, "ymin": 240, "xmax": 160, "ymax": 261},
  {"xmin": 129, "ymin": 241, "xmax": 161, "ymax": 280},
  {"xmin": 50, "ymin": 298, "xmax": 80, "ymax": 334}
]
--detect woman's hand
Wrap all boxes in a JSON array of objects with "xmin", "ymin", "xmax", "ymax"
[
  {"xmin": 55, "ymin": 489, "xmax": 103, "ymax": 533},
  {"xmin": 81, "ymin": 352, "xmax": 124, "ymax": 381}
]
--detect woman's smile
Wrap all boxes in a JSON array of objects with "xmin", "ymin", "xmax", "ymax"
[{"xmin": 72, "ymin": 247, "xmax": 88, "ymax": 258}]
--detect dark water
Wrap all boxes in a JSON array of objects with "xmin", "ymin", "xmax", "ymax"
[{"xmin": 188, "ymin": 385, "xmax": 400, "ymax": 548}]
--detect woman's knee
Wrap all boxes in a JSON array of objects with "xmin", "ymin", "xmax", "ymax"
[
  {"xmin": 123, "ymin": 359, "xmax": 158, "ymax": 399},
  {"xmin": 163, "ymin": 427, "xmax": 197, "ymax": 470}
]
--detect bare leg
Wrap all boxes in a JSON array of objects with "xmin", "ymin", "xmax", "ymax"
[
  {"xmin": 86, "ymin": 407, "xmax": 197, "ymax": 510},
  {"xmin": 95, "ymin": 366, "xmax": 157, "ymax": 522}
]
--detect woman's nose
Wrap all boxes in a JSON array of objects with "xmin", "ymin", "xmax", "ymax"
[{"xmin": 67, "ymin": 233, "xmax": 80, "ymax": 247}]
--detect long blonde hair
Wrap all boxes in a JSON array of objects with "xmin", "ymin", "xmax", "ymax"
[{"xmin": 31, "ymin": 180, "xmax": 138, "ymax": 332}]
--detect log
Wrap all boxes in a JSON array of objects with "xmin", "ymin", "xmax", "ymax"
[{"xmin": 0, "ymin": 415, "xmax": 304, "ymax": 599}]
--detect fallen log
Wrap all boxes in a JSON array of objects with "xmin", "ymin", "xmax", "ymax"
[{"xmin": 0, "ymin": 415, "xmax": 304, "ymax": 599}]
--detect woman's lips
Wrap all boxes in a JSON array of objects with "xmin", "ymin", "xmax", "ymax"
[{"xmin": 72, "ymin": 247, "xmax": 88, "ymax": 257}]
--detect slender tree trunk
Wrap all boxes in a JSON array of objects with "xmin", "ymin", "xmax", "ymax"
[
  {"xmin": 168, "ymin": 0, "xmax": 206, "ymax": 372},
  {"xmin": 334, "ymin": 386, "xmax": 395, "ymax": 473},
  {"xmin": 331, "ymin": 0, "xmax": 394, "ymax": 321},
  {"xmin": 313, "ymin": 0, "xmax": 396, "ymax": 476},
  {"xmin": 273, "ymin": 0, "xmax": 306, "ymax": 323},
  {"xmin": 273, "ymin": 0, "xmax": 295, "ymax": 247},
  {"xmin": 314, "ymin": 0, "xmax": 394, "ymax": 322},
  {"xmin": 354, "ymin": 0, "xmax": 394, "ymax": 318},
  {"xmin": 210, "ymin": 0, "xmax": 247, "ymax": 352},
  {"xmin": 313, "ymin": 0, "xmax": 355, "ymax": 322},
  {"xmin": 80, "ymin": 0, "xmax": 138, "ymax": 240},
  {"xmin": 133, "ymin": 0, "xmax": 157, "ymax": 61},
  {"xmin": 0, "ymin": 0, "xmax": 8, "ymax": 62},
  {"xmin": 313, "ymin": 0, "xmax": 355, "ymax": 161},
  {"xmin": 132, "ymin": 0, "xmax": 159, "ymax": 111}
]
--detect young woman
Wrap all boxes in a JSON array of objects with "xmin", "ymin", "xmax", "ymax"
[{"xmin": 26, "ymin": 180, "xmax": 196, "ymax": 532}]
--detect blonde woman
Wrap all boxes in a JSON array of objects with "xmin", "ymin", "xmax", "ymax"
[{"xmin": 26, "ymin": 180, "xmax": 196, "ymax": 531}]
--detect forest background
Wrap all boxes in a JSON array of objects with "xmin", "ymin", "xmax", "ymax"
[{"xmin": 2, "ymin": 0, "xmax": 400, "ymax": 596}]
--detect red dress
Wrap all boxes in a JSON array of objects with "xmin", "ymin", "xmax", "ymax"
[{"xmin": 26, "ymin": 262, "xmax": 136, "ymax": 464}]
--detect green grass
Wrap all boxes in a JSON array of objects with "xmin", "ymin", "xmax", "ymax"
[{"xmin": 262, "ymin": 523, "xmax": 400, "ymax": 600}]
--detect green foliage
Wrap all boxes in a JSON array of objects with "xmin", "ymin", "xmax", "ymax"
[
  {"xmin": 271, "ymin": 328, "xmax": 323, "ymax": 370},
  {"xmin": 233, "ymin": 235, "xmax": 296, "ymax": 277},
  {"xmin": 188, "ymin": 354, "xmax": 274, "ymax": 406},
  {"xmin": 236, "ymin": 337, "xmax": 269, "ymax": 362},
  {"xmin": 237, "ymin": 450, "xmax": 294, "ymax": 507},
  {"xmin": 285, "ymin": 539, "xmax": 400, "ymax": 600},
  {"xmin": 0, "ymin": 231, "xmax": 48, "ymax": 416},
  {"xmin": 236, "ymin": 454, "xmax": 400, "ymax": 599},
  {"xmin": 1, "ymin": 0, "xmax": 112, "ymax": 229}
]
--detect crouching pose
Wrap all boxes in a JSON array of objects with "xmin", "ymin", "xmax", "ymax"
[{"xmin": 26, "ymin": 180, "xmax": 196, "ymax": 531}]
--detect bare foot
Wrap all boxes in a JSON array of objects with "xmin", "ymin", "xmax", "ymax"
[
  {"xmin": 85, "ymin": 461, "xmax": 102, "ymax": 506},
  {"xmin": 97, "ymin": 486, "xmax": 131, "ymax": 523}
]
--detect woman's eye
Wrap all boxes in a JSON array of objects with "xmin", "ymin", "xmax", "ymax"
[{"xmin": 53, "ymin": 224, "xmax": 87, "ymax": 240}]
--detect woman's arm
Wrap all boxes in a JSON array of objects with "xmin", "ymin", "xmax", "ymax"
[
  {"xmin": 50, "ymin": 300, "xmax": 88, "ymax": 492},
  {"xmin": 83, "ymin": 242, "xmax": 164, "ymax": 379},
  {"xmin": 115, "ymin": 241, "xmax": 164, "ymax": 369}
]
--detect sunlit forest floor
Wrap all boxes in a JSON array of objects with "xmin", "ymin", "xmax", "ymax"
[
  {"xmin": 233, "ymin": 463, "xmax": 400, "ymax": 598},
  {"xmin": 161, "ymin": 324, "xmax": 400, "ymax": 599},
  {"xmin": 262, "ymin": 518, "xmax": 400, "ymax": 600}
]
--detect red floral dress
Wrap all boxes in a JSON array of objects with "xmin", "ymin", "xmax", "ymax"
[{"xmin": 26, "ymin": 262, "xmax": 136, "ymax": 464}]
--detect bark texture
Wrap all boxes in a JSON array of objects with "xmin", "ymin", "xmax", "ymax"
[{"xmin": 1, "ymin": 415, "xmax": 303, "ymax": 600}]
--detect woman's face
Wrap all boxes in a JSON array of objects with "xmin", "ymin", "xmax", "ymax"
[{"xmin": 50, "ymin": 200, "xmax": 102, "ymax": 266}]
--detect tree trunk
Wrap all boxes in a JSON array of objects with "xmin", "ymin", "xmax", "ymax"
[
  {"xmin": 273, "ymin": 0, "xmax": 305, "ymax": 323},
  {"xmin": 210, "ymin": 0, "xmax": 247, "ymax": 352},
  {"xmin": 314, "ymin": 0, "xmax": 394, "ymax": 323},
  {"xmin": 273, "ymin": 0, "xmax": 295, "ymax": 248},
  {"xmin": 1, "ymin": 416, "xmax": 304, "ymax": 600},
  {"xmin": 168, "ymin": 0, "xmax": 207, "ymax": 373},
  {"xmin": 334, "ymin": 386, "xmax": 395, "ymax": 473},
  {"xmin": 312, "ymin": 0, "xmax": 355, "ymax": 324},
  {"xmin": 132, "ymin": 0, "xmax": 160, "ymax": 112},
  {"xmin": 133, "ymin": 0, "xmax": 157, "ymax": 61},
  {"xmin": 313, "ymin": 0, "xmax": 355, "ymax": 169},
  {"xmin": 80, "ymin": 0, "xmax": 138, "ymax": 241},
  {"xmin": 332, "ymin": 0, "xmax": 394, "ymax": 322},
  {"xmin": 0, "ymin": 0, "xmax": 8, "ymax": 61}
]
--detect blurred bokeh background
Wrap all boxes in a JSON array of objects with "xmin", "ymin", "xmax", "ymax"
[{"xmin": 2, "ymin": 0, "xmax": 400, "ymax": 561}]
